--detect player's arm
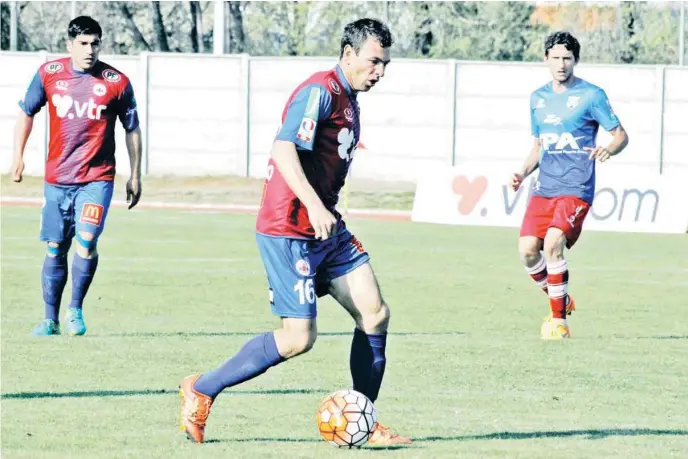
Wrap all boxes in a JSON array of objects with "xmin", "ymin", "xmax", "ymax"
[
  {"xmin": 272, "ymin": 84, "xmax": 335, "ymax": 239},
  {"xmin": 511, "ymin": 95, "xmax": 541, "ymax": 191},
  {"xmin": 118, "ymin": 81, "xmax": 142, "ymax": 209},
  {"xmin": 586, "ymin": 90, "xmax": 629, "ymax": 162},
  {"xmin": 12, "ymin": 72, "xmax": 47, "ymax": 183},
  {"xmin": 511, "ymin": 138, "xmax": 541, "ymax": 191}
]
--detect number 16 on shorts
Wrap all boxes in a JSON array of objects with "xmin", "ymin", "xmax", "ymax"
[{"xmin": 294, "ymin": 278, "xmax": 315, "ymax": 305}]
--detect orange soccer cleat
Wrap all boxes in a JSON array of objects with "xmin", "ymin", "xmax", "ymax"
[
  {"xmin": 179, "ymin": 374, "xmax": 214, "ymax": 443},
  {"xmin": 367, "ymin": 422, "xmax": 413, "ymax": 446}
]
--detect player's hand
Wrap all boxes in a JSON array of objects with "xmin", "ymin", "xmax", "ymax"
[
  {"xmin": 126, "ymin": 176, "xmax": 142, "ymax": 209},
  {"xmin": 308, "ymin": 204, "xmax": 337, "ymax": 240},
  {"xmin": 510, "ymin": 172, "xmax": 524, "ymax": 191},
  {"xmin": 585, "ymin": 146, "xmax": 612, "ymax": 162},
  {"xmin": 11, "ymin": 157, "xmax": 25, "ymax": 183}
]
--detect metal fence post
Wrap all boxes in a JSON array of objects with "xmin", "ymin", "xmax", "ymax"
[
  {"xmin": 140, "ymin": 52, "xmax": 150, "ymax": 176},
  {"xmin": 449, "ymin": 59, "xmax": 458, "ymax": 166},
  {"xmin": 241, "ymin": 53, "xmax": 251, "ymax": 177},
  {"xmin": 656, "ymin": 65, "xmax": 666, "ymax": 174}
]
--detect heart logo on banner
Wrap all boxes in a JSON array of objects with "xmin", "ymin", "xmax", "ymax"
[{"xmin": 451, "ymin": 175, "xmax": 488, "ymax": 215}]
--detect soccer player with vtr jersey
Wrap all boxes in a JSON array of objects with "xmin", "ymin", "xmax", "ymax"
[
  {"xmin": 10, "ymin": 16, "xmax": 142, "ymax": 337},
  {"xmin": 511, "ymin": 32, "xmax": 629, "ymax": 340},
  {"xmin": 179, "ymin": 18, "xmax": 411, "ymax": 446}
]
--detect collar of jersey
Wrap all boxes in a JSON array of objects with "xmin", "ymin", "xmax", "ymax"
[{"xmin": 334, "ymin": 64, "xmax": 355, "ymax": 98}]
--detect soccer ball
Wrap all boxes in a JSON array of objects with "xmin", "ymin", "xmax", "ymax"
[{"xmin": 316, "ymin": 389, "xmax": 378, "ymax": 448}]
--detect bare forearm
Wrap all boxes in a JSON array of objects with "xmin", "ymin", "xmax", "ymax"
[
  {"xmin": 13, "ymin": 112, "xmax": 34, "ymax": 159},
  {"xmin": 606, "ymin": 128, "xmax": 629, "ymax": 156},
  {"xmin": 520, "ymin": 143, "xmax": 541, "ymax": 177},
  {"xmin": 125, "ymin": 127, "xmax": 142, "ymax": 178},
  {"xmin": 271, "ymin": 140, "xmax": 323, "ymax": 209}
]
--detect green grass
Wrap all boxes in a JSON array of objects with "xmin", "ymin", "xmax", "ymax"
[{"xmin": 1, "ymin": 205, "xmax": 687, "ymax": 459}]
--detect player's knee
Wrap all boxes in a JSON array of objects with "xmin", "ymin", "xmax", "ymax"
[
  {"xmin": 46, "ymin": 241, "xmax": 69, "ymax": 258},
  {"xmin": 518, "ymin": 238, "xmax": 541, "ymax": 261},
  {"xmin": 75, "ymin": 231, "xmax": 98, "ymax": 258},
  {"xmin": 282, "ymin": 329, "xmax": 317, "ymax": 358},
  {"xmin": 542, "ymin": 239, "xmax": 565, "ymax": 261},
  {"xmin": 359, "ymin": 301, "xmax": 390, "ymax": 333}
]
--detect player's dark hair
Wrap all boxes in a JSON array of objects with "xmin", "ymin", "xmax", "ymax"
[
  {"xmin": 68, "ymin": 16, "xmax": 102, "ymax": 39},
  {"xmin": 340, "ymin": 18, "xmax": 393, "ymax": 58},
  {"xmin": 545, "ymin": 31, "xmax": 580, "ymax": 62}
]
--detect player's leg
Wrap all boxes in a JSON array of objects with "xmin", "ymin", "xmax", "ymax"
[
  {"xmin": 180, "ymin": 235, "xmax": 323, "ymax": 443},
  {"xmin": 540, "ymin": 196, "xmax": 591, "ymax": 339},
  {"xmin": 323, "ymin": 229, "xmax": 411, "ymax": 445},
  {"xmin": 33, "ymin": 184, "xmax": 73, "ymax": 336},
  {"xmin": 518, "ymin": 196, "xmax": 551, "ymax": 294},
  {"xmin": 67, "ymin": 181, "xmax": 114, "ymax": 336}
]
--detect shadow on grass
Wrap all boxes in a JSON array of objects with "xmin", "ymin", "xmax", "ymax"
[
  {"xmin": 199, "ymin": 428, "xmax": 687, "ymax": 445},
  {"xmin": 417, "ymin": 428, "xmax": 688, "ymax": 441},
  {"xmin": 1, "ymin": 388, "xmax": 327, "ymax": 400},
  {"xmin": 100, "ymin": 331, "xmax": 466, "ymax": 338}
]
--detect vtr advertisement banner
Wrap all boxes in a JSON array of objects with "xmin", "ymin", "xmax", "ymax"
[{"xmin": 412, "ymin": 161, "xmax": 688, "ymax": 234}]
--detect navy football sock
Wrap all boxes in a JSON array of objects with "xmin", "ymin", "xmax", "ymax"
[
  {"xmin": 69, "ymin": 254, "xmax": 99, "ymax": 309},
  {"xmin": 42, "ymin": 254, "xmax": 68, "ymax": 322},
  {"xmin": 350, "ymin": 328, "xmax": 387, "ymax": 403},
  {"xmin": 194, "ymin": 332, "xmax": 285, "ymax": 399}
]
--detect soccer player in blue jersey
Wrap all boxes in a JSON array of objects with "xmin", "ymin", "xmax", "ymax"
[{"xmin": 511, "ymin": 31, "xmax": 629, "ymax": 339}]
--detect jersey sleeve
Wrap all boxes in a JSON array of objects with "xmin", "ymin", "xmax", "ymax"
[
  {"xmin": 529, "ymin": 93, "xmax": 539, "ymax": 137},
  {"xmin": 18, "ymin": 71, "xmax": 47, "ymax": 116},
  {"xmin": 275, "ymin": 84, "xmax": 333, "ymax": 151},
  {"xmin": 589, "ymin": 89, "xmax": 620, "ymax": 131},
  {"xmin": 117, "ymin": 82, "xmax": 140, "ymax": 132}
]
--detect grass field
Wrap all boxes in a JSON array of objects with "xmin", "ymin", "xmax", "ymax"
[{"xmin": 1, "ymin": 204, "xmax": 687, "ymax": 459}]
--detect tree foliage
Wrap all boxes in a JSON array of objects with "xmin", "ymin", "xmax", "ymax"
[{"xmin": 0, "ymin": 1, "xmax": 685, "ymax": 65}]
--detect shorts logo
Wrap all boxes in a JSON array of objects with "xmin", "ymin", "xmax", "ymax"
[
  {"xmin": 568, "ymin": 205, "xmax": 584, "ymax": 227},
  {"xmin": 350, "ymin": 236, "xmax": 365, "ymax": 254},
  {"xmin": 297, "ymin": 117, "xmax": 316, "ymax": 142},
  {"xmin": 44, "ymin": 62, "xmax": 64, "ymax": 74},
  {"xmin": 80, "ymin": 203, "xmax": 104, "ymax": 226},
  {"xmin": 93, "ymin": 83, "xmax": 107, "ymax": 96},
  {"xmin": 102, "ymin": 69, "xmax": 121, "ymax": 82},
  {"xmin": 328, "ymin": 79, "xmax": 341, "ymax": 95},
  {"xmin": 295, "ymin": 259, "xmax": 311, "ymax": 276}
]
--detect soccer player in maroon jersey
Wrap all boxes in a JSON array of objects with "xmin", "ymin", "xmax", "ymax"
[
  {"xmin": 179, "ymin": 18, "xmax": 411, "ymax": 446},
  {"xmin": 11, "ymin": 16, "xmax": 142, "ymax": 336}
]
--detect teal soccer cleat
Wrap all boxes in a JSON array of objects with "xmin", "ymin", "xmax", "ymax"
[
  {"xmin": 32, "ymin": 319, "xmax": 61, "ymax": 336},
  {"xmin": 65, "ymin": 308, "xmax": 87, "ymax": 336}
]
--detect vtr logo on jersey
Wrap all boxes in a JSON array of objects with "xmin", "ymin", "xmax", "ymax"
[
  {"xmin": 539, "ymin": 132, "xmax": 585, "ymax": 152},
  {"xmin": 51, "ymin": 94, "xmax": 107, "ymax": 120}
]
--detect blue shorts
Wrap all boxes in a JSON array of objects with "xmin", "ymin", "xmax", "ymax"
[
  {"xmin": 40, "ymin": 181, "xmax": 114, "ymax": 243},
  {"xmin": 256, "ymin": 222, "xmax": 370, "ymax": 319}
]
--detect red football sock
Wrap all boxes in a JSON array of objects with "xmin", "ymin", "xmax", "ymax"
[
  {"xmin": 524, "ymin": 254, "xmax": 548, "ymax": 294},
  {"xmin": 547, "ymin": 260, "xmax": 569, "ymax": 319}
]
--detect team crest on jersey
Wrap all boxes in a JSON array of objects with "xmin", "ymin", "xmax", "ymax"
[
  {"xmin": 44, "ymin": 62, "xmax": 64, "ymax": 74},
  {"xmin": 295, "ymin": 259, "xmax": 311, "ymax": 276},
  {"xmin": 55, "ymin": 81, "xmax": 69, "ymax": 91},
  {"xmin": 566, "ymin": 96, "xmax": 580, "ymax": 109},
  {"xmin": 93, "ymin": 83, "xmax": 107, "ymax": 96},
  {"xmin": 328, "ymin": 78, "xmax": 341, "ymax": 95},
  {"xmin": 535, "ymin": 98, "xmax": 546, "ymax": 109},
  {"xmin": 344, "ymin": 107, "xmax": 354, "ymax": 122},
  {"xmin": 102, "ymin": 69, "xmax": 121, "ymax": 82}
]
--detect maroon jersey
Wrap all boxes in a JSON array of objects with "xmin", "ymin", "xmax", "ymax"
[
  {"xmin": 19, "ymin": 57, "xmax": 139, "ymax": 185},
  {"xmin": 256, "ymin": 65, "xmax": 360, "ymax": 239}
]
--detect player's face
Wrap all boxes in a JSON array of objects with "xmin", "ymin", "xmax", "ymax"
[
  {"xmin": 343, "ymin": 37, "xmax": 391, "ymax": 92},
  {"xmin": 545, "ymin": 44, "xmax": 576, "ymax": 83},
  {"xmin": 67, "ymin": 34, "xmax": 102, "ymax": 71}
]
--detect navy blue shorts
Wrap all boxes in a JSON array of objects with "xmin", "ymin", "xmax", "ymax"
[{"xmin": 256, "ymin": 222, "xmax": 370, "ymax": 319}]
